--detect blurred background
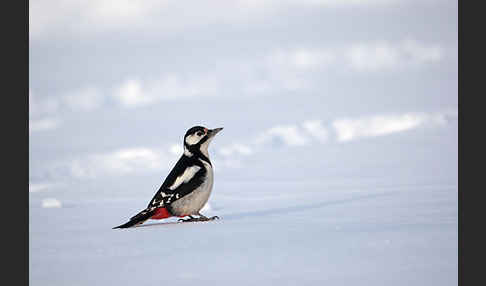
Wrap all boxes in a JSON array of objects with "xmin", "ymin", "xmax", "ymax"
[
  {"xmin": 29, "ymin": 1, "xmax": 457, "ymax": 285},
  {"xmin": 29, "ymin": 0, "xmax": 457, "ymax": 195}
]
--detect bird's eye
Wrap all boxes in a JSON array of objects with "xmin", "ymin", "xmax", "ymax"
[{"xmin": 196, "ymin": 131, "xmax": 204, "ymax": 136}]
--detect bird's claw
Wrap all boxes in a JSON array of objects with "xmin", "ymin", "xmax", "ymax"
[{"xmin": 178, "ymin": 215, "xmax": 220, "ymax": 223}]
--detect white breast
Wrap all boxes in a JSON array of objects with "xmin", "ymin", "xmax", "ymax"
[{"xmin": 170, "ymin": 159, "xmax": 214, "ymax": 216}]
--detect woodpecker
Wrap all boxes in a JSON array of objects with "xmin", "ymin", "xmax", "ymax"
[{"xmin": 113, "ymin": 126, "xmax": 223, "ymax": 229}]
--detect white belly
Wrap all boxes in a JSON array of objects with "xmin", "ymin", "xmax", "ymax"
[{"xmin": 170, "ymin": 160, "xmax": 213, "ymax": 216}]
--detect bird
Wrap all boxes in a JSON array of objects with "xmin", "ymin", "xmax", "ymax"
[{"xmin": 113, "ymin": 126, "xmax": 223, "ymax": 229}]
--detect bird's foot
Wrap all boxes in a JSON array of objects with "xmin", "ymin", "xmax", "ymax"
[
  {"xmin": 205, "ymin": 215, "xmax": 220, "ymax": 221},
  {"xmin": 178, "ymin": 215, "xmax": 220, "ymax": 223},
  {"xmin": 198, "ymin": 213, "xmax": 220, "ymax": 221}
]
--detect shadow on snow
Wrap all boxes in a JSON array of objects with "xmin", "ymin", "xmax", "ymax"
[{"xmin": 129, "ymin": 191, "xmax": 391, "ymax": 228}]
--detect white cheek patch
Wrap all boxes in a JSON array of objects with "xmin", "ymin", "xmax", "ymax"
[
  {"xmin": 185, "ymin": 134, "xmax": 201, "ymax": 145},
  {"xmin": 169, "ymin": 166, "xmax": 201, "ymax": 190}
]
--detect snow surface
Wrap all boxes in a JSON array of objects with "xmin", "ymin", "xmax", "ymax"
[
  {"xmin": 41, "ymin": 198, "xmax": 62, "ymax": 208},
  {"xmin": 29, "ymin": 1, "xmax": 457, "ymax": 284},
  {"xmin": 30, "ymin": 178, "xmax": 456, "ymax": 286}
]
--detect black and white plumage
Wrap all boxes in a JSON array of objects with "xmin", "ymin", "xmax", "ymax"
[{"xmin": 113, "ymin": 126, "xmax": 223, "ymax": 229}]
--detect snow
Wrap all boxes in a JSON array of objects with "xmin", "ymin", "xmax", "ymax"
[
  {"xmin": 29, "ymin": 1, "xmax": 457, "ymax": 283},
  {"xmin": 29, "ymin": 116, "xmax": 457, "ymax": 285},
  {"xmin": 41, "ymin": 198, "xmax": 62, "ymax": 208},
  {"xmin": 29, "ymin": 178, "xmax": 457, "ymax": 285}
]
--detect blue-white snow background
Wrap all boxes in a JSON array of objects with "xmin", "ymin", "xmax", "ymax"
[{"xmin": 29, "ymin": 0, "xmax": 457, "ymax": 285}]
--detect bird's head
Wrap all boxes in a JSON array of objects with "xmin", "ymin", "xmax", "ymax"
[{"xmin": 183, "ymin": 126, "xmax": 223, "ymax": 158}]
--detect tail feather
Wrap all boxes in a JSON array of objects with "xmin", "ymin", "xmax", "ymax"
[{"xmin": 113, "ymin": 208, "xmax": 155, "ymax": 229}]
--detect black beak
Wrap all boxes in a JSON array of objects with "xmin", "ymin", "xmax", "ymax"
[{"xmin": 208, "ymin": 127, "xmax": 223, "ymax": 137}]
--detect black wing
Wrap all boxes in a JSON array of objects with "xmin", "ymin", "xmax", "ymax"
[{"xmin": 146, "ymin": 155, "xmax": 207, "ymax": 209}]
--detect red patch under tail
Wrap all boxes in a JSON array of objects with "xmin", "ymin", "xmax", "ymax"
[{"xmin": 150, "ymin": 207, "xmax": 172, "ymax": 220}]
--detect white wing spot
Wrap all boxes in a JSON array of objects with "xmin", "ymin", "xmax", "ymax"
[{"xmin": 169, "ymin": 166, "xmax": 201, "ymax": 190}]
